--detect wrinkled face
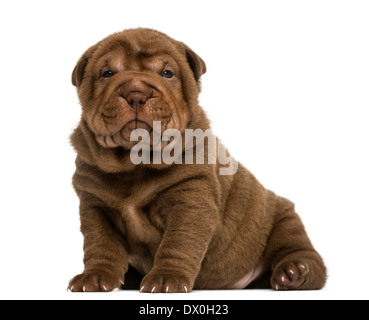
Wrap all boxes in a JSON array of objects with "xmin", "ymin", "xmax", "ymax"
[{"xmin": 73, "ymin": 29, "xmax": 206, "ymax": 150}]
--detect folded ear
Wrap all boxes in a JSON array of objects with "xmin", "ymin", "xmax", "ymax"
[
  {"xmin": 72, "ymin": 43, "xmax": 99, "ymax": 87},
  {"xmin": 185, "ymin": 47, "xmax": 207, "ymax": 83}
]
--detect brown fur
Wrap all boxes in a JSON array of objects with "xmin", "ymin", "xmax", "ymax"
[{"xmin": 68, "ymin": 28, "xmax": 326, "ymax": 292}]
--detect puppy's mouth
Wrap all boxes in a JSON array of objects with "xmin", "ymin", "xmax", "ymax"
[
  {"xmin": 96, "ymin": 119, "xmax": 153, "ymax": 148},
  {"xmin": 122, "ymin": 119, "xmax": 153, "ymax": 139}
]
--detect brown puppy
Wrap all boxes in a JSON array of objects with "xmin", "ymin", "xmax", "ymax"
[{"xmin": 68, "ymin": 28, "xmax": 326, "ymax": 292}]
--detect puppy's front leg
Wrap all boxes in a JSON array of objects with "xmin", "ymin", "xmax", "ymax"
[
  {"xmin": 68, "ymin": 192, "xmax": 129, "ymax": 292},
  {"xmin": 140, "ymin": 183, "xmax": 219, "ymax": 293}
]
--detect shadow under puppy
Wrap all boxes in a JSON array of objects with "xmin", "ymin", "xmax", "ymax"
[{"xmin": 68, "ymin": 28, "xmax": 326, "ymax": 292}]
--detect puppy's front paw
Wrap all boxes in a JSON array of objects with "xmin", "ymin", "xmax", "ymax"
[
  {"xmin": 140, "ymin": 269, "xmax": 192, "ymax": 293},
  {"xmin": 271, "ymin": 261, "xmax": 309, "ymax": 290},
  {"xmin": 68, "ymin": 270, "xmax": 124, "ymax": 292}
]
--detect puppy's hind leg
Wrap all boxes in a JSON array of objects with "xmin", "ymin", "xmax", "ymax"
[{"xmin": 264, "ymin": 198, "xmax": 327, "ymax": 290}]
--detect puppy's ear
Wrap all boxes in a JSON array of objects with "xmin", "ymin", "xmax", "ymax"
[
  {"xmin": 72, "ymin": 44, "xmax": 99, "ymax": 87},
  {"xmin": 185, "ymin": 47, "xmax": 207, "ymax": 83}
]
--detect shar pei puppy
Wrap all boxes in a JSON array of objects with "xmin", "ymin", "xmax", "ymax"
[{"xmin": 68, "ymin": 28, "xmax": 326, "ymax": 293}]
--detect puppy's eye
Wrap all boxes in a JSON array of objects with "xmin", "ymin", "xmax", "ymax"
[
  {"xmin": 102, "ymin": 70, "xmax": 115, "ymax": 78},
  {"xmin": 161, "ymin": 70, "xmax": 174, "ymax": 79}
]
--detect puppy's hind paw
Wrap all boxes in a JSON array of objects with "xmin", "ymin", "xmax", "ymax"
[{"xmin": 271, "ymin": 261, "xmax": 308, "ymax": 290}]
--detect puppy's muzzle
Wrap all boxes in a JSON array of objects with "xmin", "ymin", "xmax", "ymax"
[
  {"xmin": 119, "ymin": 79, "xmax": 154, "ymax": 112},
  {"xmin": 124, "ymin": 91, "xmax": 149, "ymax": 111}
]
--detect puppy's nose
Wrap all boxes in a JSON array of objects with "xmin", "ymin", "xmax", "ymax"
[{"xmin": 125, "ymin": 91, "xmax": 148, "ymax": 111}]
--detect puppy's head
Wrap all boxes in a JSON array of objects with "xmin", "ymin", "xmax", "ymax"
[{"xmin": 72, "ymin": 28, "xmax": 206, "ymax": 150}]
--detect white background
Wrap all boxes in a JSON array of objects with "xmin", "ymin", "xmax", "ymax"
[{"xmin": 0, "ymin": 0, "xmax": 368, "ymax": 300}]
